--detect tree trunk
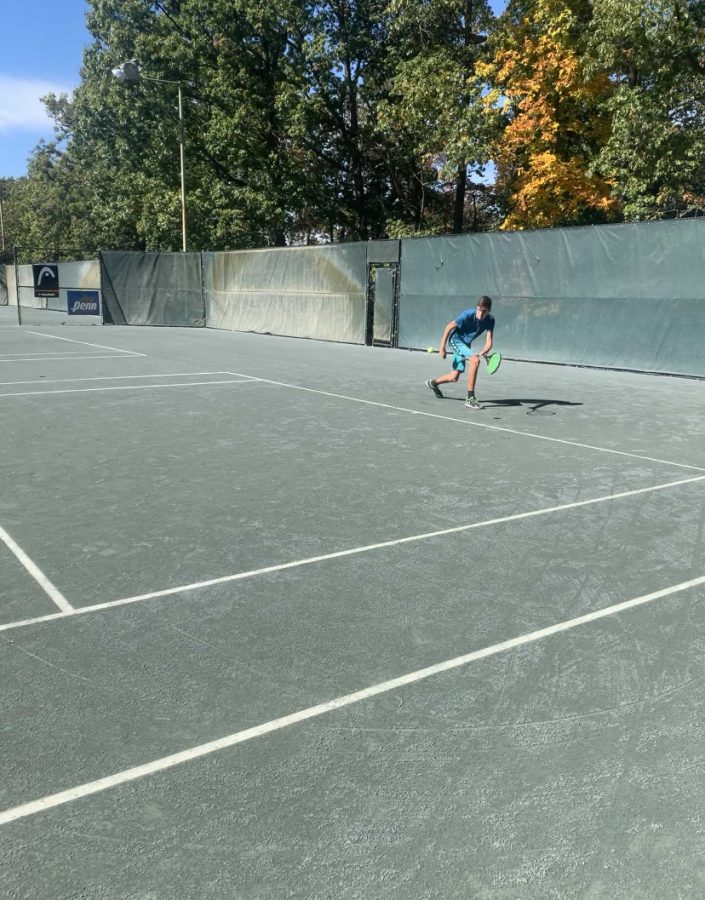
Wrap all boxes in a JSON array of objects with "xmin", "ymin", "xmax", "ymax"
[{"xmin": 453, "ymin": 163, "xmax": 467, "ymax": 233}]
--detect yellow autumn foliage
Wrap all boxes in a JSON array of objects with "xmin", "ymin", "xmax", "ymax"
[{"xmin": 479, "ymin": 1, "xmax": 620, "ymax": 229}]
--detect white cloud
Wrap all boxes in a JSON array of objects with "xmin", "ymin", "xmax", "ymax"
[{"xmin": 0, "ymin": 74, "xmax": 74, "ymax": 131}]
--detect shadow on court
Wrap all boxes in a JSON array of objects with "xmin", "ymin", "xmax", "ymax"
[{"xmin": 447, "ymin": 396, "xmax": 583, "ymax": 415}]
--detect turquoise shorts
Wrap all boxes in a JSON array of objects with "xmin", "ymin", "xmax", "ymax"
[{"xmin": 449, "ymin": 332, "xmax": 476, "ymax": 373}]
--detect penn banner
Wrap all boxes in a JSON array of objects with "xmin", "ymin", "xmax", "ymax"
[
  {"xmin": 33, "ymin": 264, "xmax": 59, "ymax": 298},
  {"xmin": 67, "ymin": 290, "xmax": 100, "ymax": 316}
]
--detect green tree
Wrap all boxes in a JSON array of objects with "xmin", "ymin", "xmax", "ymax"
[
  {"xmin": 28, "ymin": 0, "xmax": 318, "ymax": 250},
  {"xmin": 379, "ymin": 0, "xmax": 497, "ymax": 234},
  {"xmin": 588, "ymin": 0, "xmax": 705, "ymax": 219},
  {"xmin": 287, "ymin": 0, "xmax": 410, "ymax": 240},
  {"xmin": 0, "ymin": 178, "xmax": 25, "ymax": 263}
]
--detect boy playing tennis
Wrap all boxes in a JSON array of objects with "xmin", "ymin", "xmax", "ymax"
[{"xmin": 426, "ymin": 295, "xmax": 495, "ymax": 409}]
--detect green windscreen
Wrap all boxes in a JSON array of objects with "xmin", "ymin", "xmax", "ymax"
[
  {"xmin": 204, "ymin": 243, "xmax": 367, "ymax": 344},
  {"xmin": 398, "ymin": 218, "xmax": 705, "ymax": 376},
  {"xmin": 101, "ymin": 251, "xmax": 205, "ymax": 326}
]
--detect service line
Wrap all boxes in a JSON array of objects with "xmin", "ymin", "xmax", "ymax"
[
  {"xmin": 0, "ymin": 355, "xmax": 142, "ymax": 364},
  {"xmin": 24, "ymin": 330, "xmax": 146, "ymax": 356},
  {"xmin": 0, "ymin": 473, "xmax": 703, "ymax": 635},
  {"xmin": 0, "ymin": 372, "xmax": 235, "ymax": 387},
  {"xmin": 1, "ymin": 569, "xmax": 704, "ymax": 827},
  {"xmin": 0, "ymin": 379, "xmax": 256, "ymax": 399}
]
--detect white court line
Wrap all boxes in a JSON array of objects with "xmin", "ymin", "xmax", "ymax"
[
  {"xmin": 0, "ymin": 355, "xmax": 119, "ymax": 362},
  {"xmin": 230, "ymin": 373, "xmax": 705, "ymax": 474},
  {"xmin": 0, "ymin": 372, "xmax": 239, "ymax": 387},
  {"xmin": 0, "ymin": 525, "xmax": 73, "ymax": 614},
  {"xmin": 0, "ymin": 355, "xmax": 142, "ymax": 364},
  {"xmin": 25, "ymin": 331, "xmax": 146, "ymax": 356},
  {"xmin": 0, "ymin": 352, "xmax": 113, "ymax": 357},
  {"xmin": 0, "ymin": 473, "xmax": 703, "ymax": 636},
  {"xmin": 0, "ymin": 379, "xmax": 257, "ymax": 399},
  {"xmin": 2, "ymin": 570, "xmax": 705, "ymax": 827}
]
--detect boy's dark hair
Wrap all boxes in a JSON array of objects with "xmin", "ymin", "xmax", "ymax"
[{"xmin": 478, "ymin": 295, "xmax": 492, "ymax": 310}]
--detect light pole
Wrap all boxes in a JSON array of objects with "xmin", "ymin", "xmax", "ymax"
[
  {"xmin": 0, "ymin": 179, "xmax": 6, "ymax": 255},
  {"xmin": 0, "ymin": 194, "xmax": 5, "ymax": 255},
  {"xmin": 112, "ymin": 59, "xmax": 188, "ymax": 252}
]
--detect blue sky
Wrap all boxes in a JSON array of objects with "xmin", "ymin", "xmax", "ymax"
[
  {"xmin": 0, "ymin": 1, "xmax": 89, "ymax": 177},
  {"xmin": 0, "ymin": 0, "xmax": 508, "ymax": 179}
]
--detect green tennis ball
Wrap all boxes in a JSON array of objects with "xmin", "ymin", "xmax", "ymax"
[{"xmin": 427, "ymin": 346, "xmax": 435, "ymax": 353}]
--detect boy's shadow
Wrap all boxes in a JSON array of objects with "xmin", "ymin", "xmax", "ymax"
[{"xmin": 450, "ymin": 397, "xmax": 583, "ymax": 415}]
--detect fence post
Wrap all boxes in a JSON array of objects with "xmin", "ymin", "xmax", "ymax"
[{"xmin": 13, "ymin": 246, "xmax": 21, "ymax": 326}]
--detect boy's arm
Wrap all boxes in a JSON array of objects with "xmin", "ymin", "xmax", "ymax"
[
  {"xmin": 439, "ymin": 320, "xmax": 457, "ymax": 358},
  {"xmin": 478, "ymin": 330, "xmax": 493, "ymax": 358}
]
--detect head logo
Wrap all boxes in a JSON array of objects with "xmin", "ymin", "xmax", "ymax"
[
  {"xmin": 37, "ymin": 266, "xmax": 56, "ymax": 284},
  {"xmin": 32, "ymin": 264, "xmax": 59, "ymax": 298}
]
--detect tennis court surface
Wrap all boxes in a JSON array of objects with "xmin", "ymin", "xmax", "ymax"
[{"xmin": 2, "ymin": 324, "xmax": 705, "ymax": 898}]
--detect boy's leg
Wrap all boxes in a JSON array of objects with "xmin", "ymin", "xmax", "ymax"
[
  {"xmin": 464, "ymin": 355, "xmax": 482, "ymax": 409},
  {"xmin": 426, "ymin": 335, "xmax": 468, "ymax": 397},
  {"xmin": 426, "ymin": 370, "xmax": 459, "ymax": 398},
  {"xmin": 433, "ymin": 371, "xmax": 461, "ymax": 385},
  {"xmin": 466, "ymin": 355, "xmax": 481, "ymax": 392}
]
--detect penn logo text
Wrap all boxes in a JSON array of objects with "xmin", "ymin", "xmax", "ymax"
[{"xmin": 67, "ymin": 290, "xmax": 101, "ymax": 316}]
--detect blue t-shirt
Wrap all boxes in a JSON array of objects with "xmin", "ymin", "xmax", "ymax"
[{"xmin": 454, "ymin": 308, "xmax": 495, "ymax": 345}]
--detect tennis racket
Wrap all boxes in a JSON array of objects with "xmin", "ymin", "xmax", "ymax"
[{"xmin": 484, "ymin": 350, "xmax": 502, "ymax": 375}]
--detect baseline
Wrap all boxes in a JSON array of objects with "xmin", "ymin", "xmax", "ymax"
[
  {"xmin": 1, "ymin": 569, "xmax": 704, "ymax": 827},
  {"xmin": 0, "ymin": 473, "xmax": 702, "ymax": 635},
  {"xmin": 228, "ymin": 373, "xmax": 705, "ymax": 474}
]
